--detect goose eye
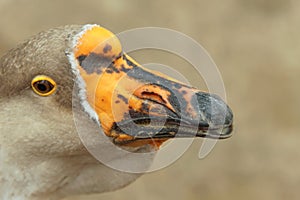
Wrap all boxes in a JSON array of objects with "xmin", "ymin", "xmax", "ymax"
[{"xmin": 31, "ymin": 75, "xmax": 57, "ymax": 96}]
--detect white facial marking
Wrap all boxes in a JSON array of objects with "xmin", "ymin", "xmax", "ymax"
[{"xmin": 67, "ymin": 24, "xmax": 100, "ymax": 124}]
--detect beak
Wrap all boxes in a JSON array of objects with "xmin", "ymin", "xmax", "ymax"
[{"xmin": 72, "ymin": 25, "xmax": 233, "ymax": 147}]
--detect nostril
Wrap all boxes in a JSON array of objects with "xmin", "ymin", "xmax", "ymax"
[
  {"xmin": 133, "ymin": 84, "xmax": 179, "ymax": 116},
  {"xmin": 141, "ymin": 91, "xmax": 166, "ymax": 105}
]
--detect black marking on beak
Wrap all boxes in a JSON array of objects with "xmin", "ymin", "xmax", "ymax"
[{"xmin": 110, "ymin": 55, "xmax": 233, "ymax": 142}]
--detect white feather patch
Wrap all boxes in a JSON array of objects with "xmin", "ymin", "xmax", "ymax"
[{"xmin": 67, "ymin": 24, "xmax": 100, "ymax": 124}]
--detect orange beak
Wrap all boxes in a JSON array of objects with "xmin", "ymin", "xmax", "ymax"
[{"xmin": 72, "ymin": 25, "xmax": 233, "ymax": 147}]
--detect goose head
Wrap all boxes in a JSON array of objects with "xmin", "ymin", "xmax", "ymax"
[{"xmin": 0, "ymin": 24, "xmax": 233, "ymax": 200}]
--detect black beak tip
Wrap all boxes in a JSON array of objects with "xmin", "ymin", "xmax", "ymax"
[{"xmin": 195, "ymin": 92, "xmax": 234, "ymax": 138}]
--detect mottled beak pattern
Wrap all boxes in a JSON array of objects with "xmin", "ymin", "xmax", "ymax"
[{"xmin": 73, "ymin": 25, "xmax": 233, "ymax": 147}]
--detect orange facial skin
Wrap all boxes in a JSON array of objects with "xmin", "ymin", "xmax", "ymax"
[{"xmin": 73, "ymin": 26, "xmax": 233, "ymax": 148}]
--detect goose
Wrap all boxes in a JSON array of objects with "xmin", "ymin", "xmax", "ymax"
[{"xmin": 0, "ymin": 24, "xmax": 233, "ymax": 200}]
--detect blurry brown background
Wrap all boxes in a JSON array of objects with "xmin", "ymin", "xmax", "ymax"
[{"xmin": 1, "ymin": 0, "xmax": 299, "ymax": 199}]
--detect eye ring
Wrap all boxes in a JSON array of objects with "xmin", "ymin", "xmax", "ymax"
[{"xmin": 31, "ymin": 75, "xmax": 57, "ymax": 96}]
